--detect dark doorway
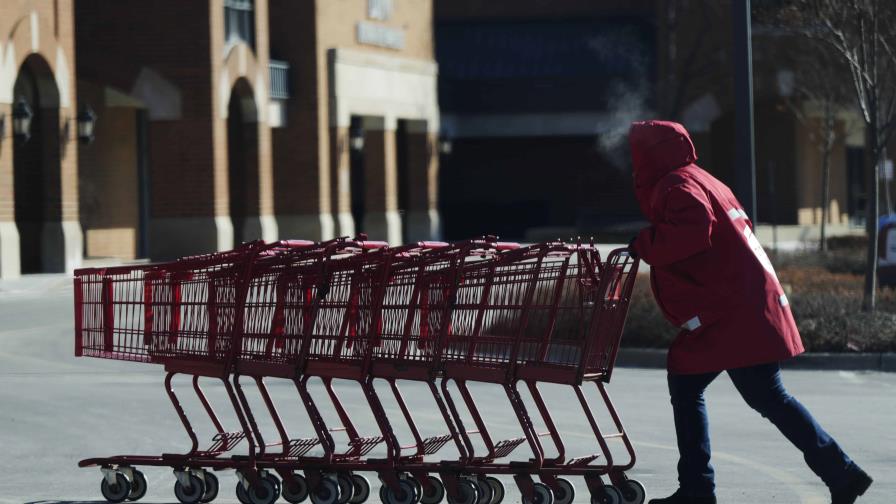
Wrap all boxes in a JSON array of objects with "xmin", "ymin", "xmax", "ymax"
[
  {"xmin": 227, "ymin": 79, "xmax": 260, "ymax": 246},
  {"xmin": 13, "ymin": 55, "xmax": 62, "ymax": 273},
  {"xmin": 396, "ymin": 120, "xmax": 410, "ymax": 243},
  {"xmin": 846, "ymin": 147, "xmax": 867, "ymax": 226},
  {"xmin": 349, "ymin": 116, "xmax": 366, "ymax": 235}
]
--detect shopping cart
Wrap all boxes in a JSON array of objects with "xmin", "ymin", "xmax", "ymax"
[
  {"xmin": 74, "ymin": 238, "xmax": 384, "ymax": 504},
  {"xmin": 75, "ymin": 238, "xmax": 642, "ymax": 504}
]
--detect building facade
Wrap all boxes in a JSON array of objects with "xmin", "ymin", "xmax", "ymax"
[
  {"xmin": 435, "ymin": 0, "xmax": 870, "ymax": 241},
  {"xmin": 0, "ymin": 0, "xmax": 82, "ymax": 278},
  {"xmin": 268, "ymin": 0, "xmax": 441, "ymax": 245}
]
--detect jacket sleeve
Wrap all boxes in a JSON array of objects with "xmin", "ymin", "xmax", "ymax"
[{"xmin": 632, "ymin": 182, "xmax": 715, "ymax": 267}]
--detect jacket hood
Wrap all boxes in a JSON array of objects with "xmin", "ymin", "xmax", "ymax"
[{"xmin": 630, "ymin": 120, "xmax": 698, "ymax": 218}]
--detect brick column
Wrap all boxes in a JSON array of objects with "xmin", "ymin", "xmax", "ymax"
[
  {"xmin": 405, "ymin": 121, "xmax": 442, "ymax": 241},
  {"xmin": 0, "ymin": 101, "xmax": 20, "ymax": 278},
  {"xmin": 363, "ymin": 117, "xmax": 402, "ymax": 244}
]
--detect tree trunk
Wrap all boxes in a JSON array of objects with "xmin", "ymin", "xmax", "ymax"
[{"xmin": 862, "ymin": 117, "xmax": 880, "ymax": 312}]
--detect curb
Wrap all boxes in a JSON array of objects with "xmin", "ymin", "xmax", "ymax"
[{"xmin": 616, "ymin": 348, "xmax": 896, "ymax": 373}]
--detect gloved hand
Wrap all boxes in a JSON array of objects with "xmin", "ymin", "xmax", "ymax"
[{"xmin": 627, "ymin": 236, "xmax": 639, "ymax": 258}]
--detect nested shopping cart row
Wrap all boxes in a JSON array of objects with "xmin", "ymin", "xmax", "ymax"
[{"xmin": 74, "ymin": 236, "xmax": 642, "ymax": 504}]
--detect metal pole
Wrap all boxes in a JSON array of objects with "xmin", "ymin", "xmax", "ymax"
[{"xmin": 732, "ymin": 0, "xmax": 757, "ymax": 219}]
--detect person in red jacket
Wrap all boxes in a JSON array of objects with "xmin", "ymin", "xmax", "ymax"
[{"xmin": 628, "ymin": 120, "xmax": 872, "ymax": 504}]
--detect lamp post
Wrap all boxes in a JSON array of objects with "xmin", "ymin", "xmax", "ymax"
[
  {"xmin": 732, "ymin": 0, "xmax": 757, "ymax": 220},
  {"xmin": 12, "ymin": 98, "xmax": 33, "ymax": 144}
]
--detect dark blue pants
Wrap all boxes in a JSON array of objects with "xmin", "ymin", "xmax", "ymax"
[{"xmin": 668, "ymin": 362, "xmax": 853, "ymax": 497}]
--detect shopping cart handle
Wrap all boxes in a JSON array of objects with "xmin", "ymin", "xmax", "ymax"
[
  {"xmin": 276, "ymin": 240, "xmax": 316, "ymax": 248},
  {"xmin": 417, "ymin": 241, "xmax": 450, "ymax": 249},
  {"xmin": 358, "ymin": 240, "xmax": 389, "ymax": 250},
  {"xmin": 496, "ymin": 242, "xmax": 520, "ymax": 251}
]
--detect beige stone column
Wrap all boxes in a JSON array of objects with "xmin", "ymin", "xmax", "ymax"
[
  {"xmin": 0, "ymin": 101, "xmax": 20, "ymax": 278},
  {"xmin": 363, "ymin": 117, "xmax": 402, "ymax": 244},
  {"xmin": 330, "ymin": 125, "xmax": 355, "ymax": 238}
]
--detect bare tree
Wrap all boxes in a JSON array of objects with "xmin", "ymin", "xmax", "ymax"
[{"xmin": 774, "ymin": 0, "xmax": 896, "ymax": 311}]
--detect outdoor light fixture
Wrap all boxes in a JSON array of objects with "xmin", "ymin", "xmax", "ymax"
[
  {"xmin": 12, "ymin": 98, "xmax": 33, "ymax": 144},
  {"xmin": 76, "ymin": 104, "xmax": 97, "ymax": 145},
  {"xmin": 349, "ymin": 124, "xmax": 365, "ymax": 152},
  {"xmin": 438, "ymin": 134, "xmax": 453, "ymax": 155}
]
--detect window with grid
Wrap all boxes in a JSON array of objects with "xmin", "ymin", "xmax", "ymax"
[{"xmin": 225, "ymin": 0, "xmax": 255, "ymax": 48}]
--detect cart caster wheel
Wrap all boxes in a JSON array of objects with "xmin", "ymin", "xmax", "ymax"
[
  {"xmin": 591, "ymin": 485, "xmax": 622, "ymax": 504},
  {"xmin": 382, "ymin": 480, "xmax": 416, "ymax": 504},
  {"xmin": 283, "ymin": 473, "xmax": 310, "ymax": 504},
  {"xmin": 484, "ymin": 477, "xmax": 503, "ymax": 504},
  {"xmin": 201, "ymin": 471, "xmax": 219, "ymax": 503},
  {"xmin": 237, "ymin": 477, "xmax": 278, "ymax": 504},
  {"xmin": 474, "ymin": 479, "xmax": 492, "ymax": 504},
  {"xmin": 408, "ymin": 476, "xmax": 423, "ymax": 504},
  {"xmin": 336, "ymin": 473, "xmax": 354, "ymax": 504},
  {"xmin": 175, "ymin": 474, "xmax": 206, "ymax": 504},
  {"xmin": 552, "ymin": 479, "xmax": 574, "ymax": 504},
  {"xmin": 446, "ymin": 479, "xmax": 478, "ymax": 504},
  {"xmin": 310, "ymin": 477, "xmax": 341, "ymax": 504},
  {"xmin": 618, "ymin": 480, "xmax": 645, "ymax": 504},
  {"xmin": 348, "ymin": 474, "xmax": 370, "ymax": 504},
  {"xmin": 419, "ymin": 476, "xmax": 445, "ymax": 504},
  {"xmin": 238, "ymin": 482, "xmax": 252, "ymax": 504},
  {"xmin": 127, "ymin": 470, "xmax": 148, "ymax": 501},
  {"xmin": 101, "ymin": 473, "xmax": 132, "ymax": 503},
  {"xmin": 522, "ymin": 483, "xmax": 553, "ymax": 504},
  {"xmin": 264, "ymin": 473, "xmax": 282, "ymax": 501}
]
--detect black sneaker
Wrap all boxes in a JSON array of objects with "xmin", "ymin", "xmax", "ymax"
[
  {"xmin": 831, "ymin": 467, "xmax": 873, "ymax": 504},
  {"xmin": 648, "ymin": 489, "xmax": 717, "ymax": 504}
]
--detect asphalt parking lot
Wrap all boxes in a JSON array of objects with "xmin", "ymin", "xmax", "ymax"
[{"xmin": 1, "ymin": 275, "xmax": 892, "ymax": 504}]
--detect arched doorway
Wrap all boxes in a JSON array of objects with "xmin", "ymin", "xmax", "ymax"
[
  {"xmin": 12, "ymin": 55, "xmax": 62, "ymax": 273},
  {"xmin": 227, "ymin": 79, "xmax": 260, "ymax": 245}
]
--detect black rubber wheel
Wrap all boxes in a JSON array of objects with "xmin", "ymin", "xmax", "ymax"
[
  {"xmin": 336, "ymin": 473, "xmax": 354, "ymax": 504},
  {"xmin": 474, "ymin": 479, "xmax": 492, "ymax": 504},
  {"xmin": 591, "ymin": 485, "xmax": 622, "ymax": 504},
  {"xmin": 264, "ymin": 473, "xmax": 282, "ymax": 502},
  {"xmin": 419, "ymin": 476, "xmax": 445, "ymax": 504},
  {"xmin": 446, "ymin": 479, "xmax": 478, "ymax": 504},
  {"xmin": 484, "ymin": 477, "xmax": 504, "ymax": 504},
  {"xmin": 174, "ymin": 474, "xmax": 205, "ymax": 504},
  {"xmin": 619, "ymin": 480, "xmax": 646, "ymax": 504},
  {"xmin": 310, "ymin": 477, "xmax": 341, "ymax": 504},
  {"xmin": 382, "ymin": 480, "xmax": 416, "ymax": 504},
  {"xmin": 552, "ymin": 479, "xmax": 574, "ymax": 504},
  {"xmin": 522, "ymin": 483, "xmax": 553, "ymax": 504},
  {"xmin": 201, "ymin": 471, "xmax": 219, "ymax": 503},
  {"xmin": 409, "ymin": 476, "xmax": 423, "ymax": 504},
  {"xmin": 101, "ymin": 473, "xmax": 132, "ymax": 503},
  {"xmin": 349, "ymin": 474, "xmax": 370, "ymax": 504},
  {"xmin": 239, "ymin": 477, "xmax": 277, "ymax": 504},
  {"xmin": 237, "ymin": 482, "xmax": 252, "ymax": 504},
  {"xmin": 282, "ymin": 473, "xmax": 310, "ymax": 504},
  {"xmin": 127, "ymin": 470, "xmax": 148, "ymax": 502}
]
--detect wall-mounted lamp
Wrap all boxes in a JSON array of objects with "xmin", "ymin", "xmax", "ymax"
[
  {"xmin": 76, "ymin": 104, "xmax": 97, "ymax": 145},
  {"xmin": 12, "ymin": 98, "xmax": 33, "ymax": 144},
  {"xmin": 438, "ymin": 134, "xmax": 453, "ymax": 155},
  {"xmin": 349, "ymin": 123, "xmax": 365, "ymax": 152}
]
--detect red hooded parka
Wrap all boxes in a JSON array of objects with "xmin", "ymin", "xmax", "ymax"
[{"xmin": 629, "ymin": 120, "xmax": 804, "ymax": 374}]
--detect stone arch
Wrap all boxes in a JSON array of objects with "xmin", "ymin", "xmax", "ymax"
[
  {"xmin": 220, "ymin": 42, "xmax": 266, "ymax": 122},
  {"xmin": 2, "ymin": 11, "xmax": 72, "ymax": 109},
  {"xmin": 227, "ymin": 77, "xmax": 262, "ymax": 245}
]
